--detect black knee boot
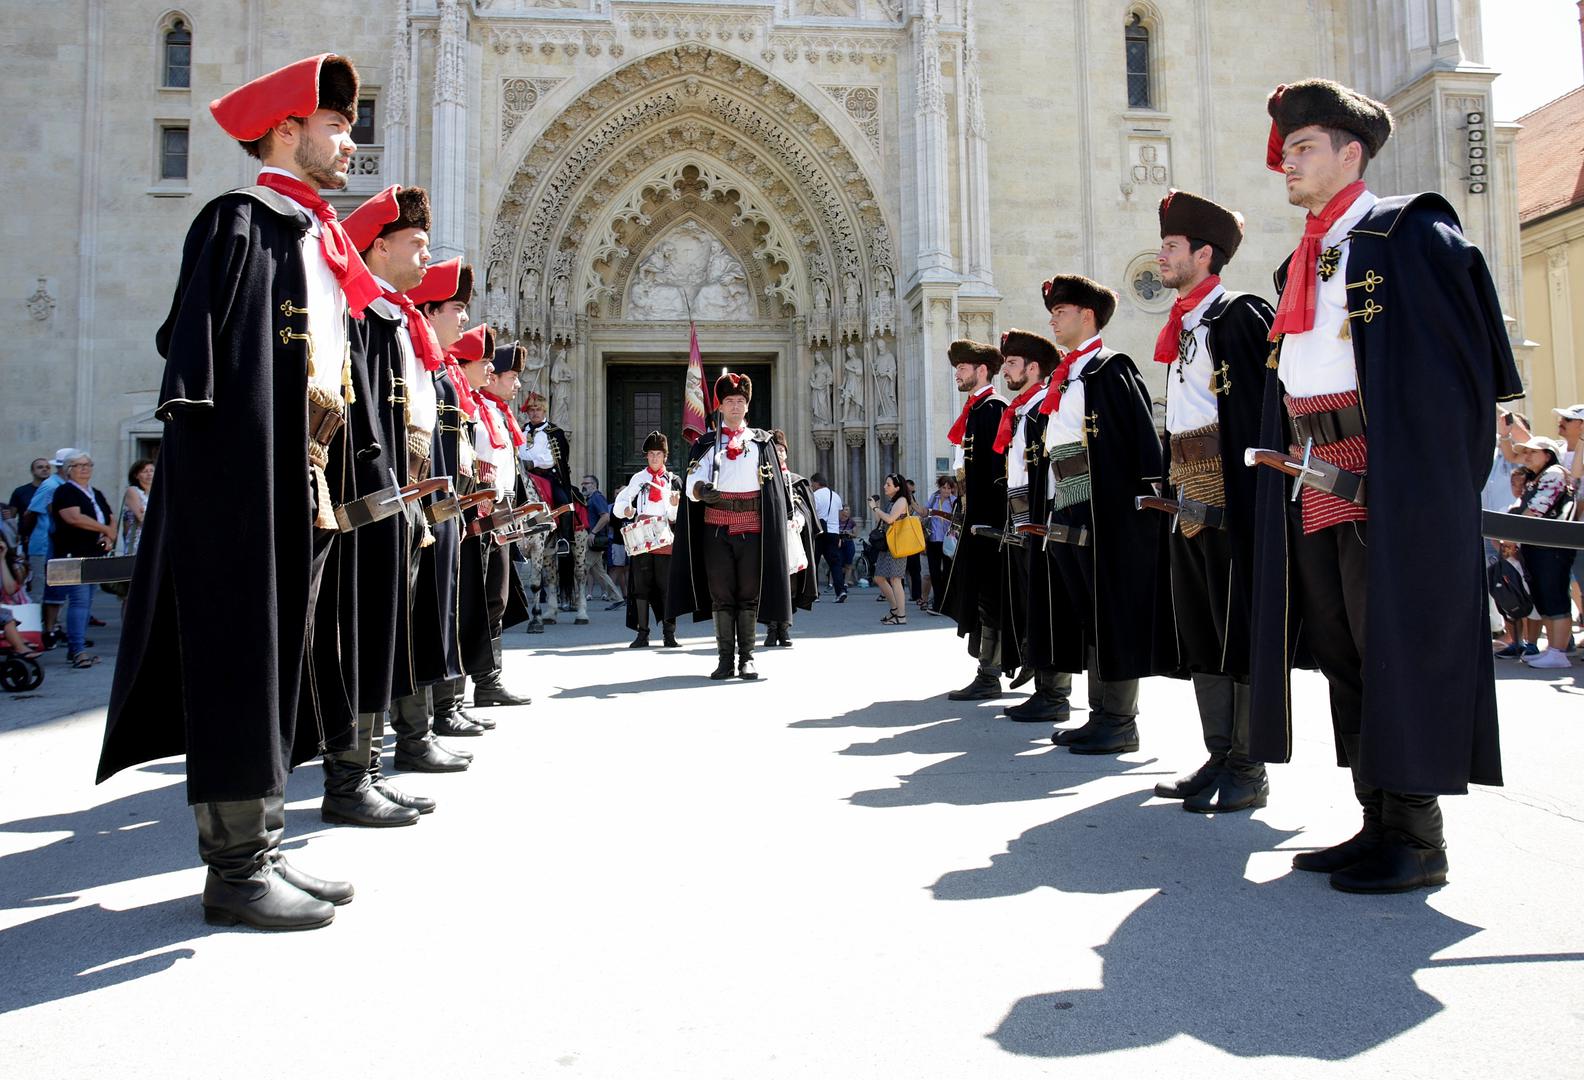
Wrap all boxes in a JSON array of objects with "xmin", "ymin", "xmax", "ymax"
[
  {"xmin": 263, "ymin": 793, "xmax": 355, "ymax": 904},
  {"xmin": 321, "ymin": 712, "xmax": 421, "ymax": 828},
  {"xmin": 1293, "ymin": 733, "xmax": 1385, "ymax": 873},
  {"xmin": 710, "ymin": 608, "xmax": 736, "ymax": 680},
  {"xmin": 630, "ymin": 602, "xmax": 652, "ymax": 648},
  {"xmin": 473, "ymin": 638, "xmax": 531, "ymax": 707},
  {"xmin": 662, "ymin": 619, "xmax": 680, "ymax": 648},
  {"xmin": 737, "ymin": 607, "xmax": 759, "ymax": 680},
  {"xmin": 1330, "ymin": 790, "xmax": 1448, "ymax": 893},
  {"xmin": 195, "ymin": 798, "xmax": 337, "ymax": 930}
]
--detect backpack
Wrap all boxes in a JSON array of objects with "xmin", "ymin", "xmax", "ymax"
[{"xmin": 1488, "ymin": 558, "xmax": 1533, "ymax": 621}]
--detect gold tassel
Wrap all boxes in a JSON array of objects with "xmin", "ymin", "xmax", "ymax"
[
  {"xmin": 341, "ymin": 342, "xmax": 356, "ymax": 406},
  {"xmin": 1266, "ymin": 337, "xmax": 1282, "ymax": 370},
  {"xmin": 1338, "ymin": 318, "xmax": 1351, "ymax": 342}
]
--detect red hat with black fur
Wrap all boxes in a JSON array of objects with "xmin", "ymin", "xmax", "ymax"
[
  {"xmin": 344, "ymin": 186, "xmax": 432, "ymax": 254},
  {"xmin": 408, "ymin": 258, "xmax": 473, "ymax": 308},
  {"xmin": 447, "ymin": 324, "xmax": 495, "ymax": 364},
  {"xmin": 1265, "ymin": 79, "xmax": 1394, "ymax": 172},
  {"xmin": 209, "ymin": 53, "xmax": 359, "ymax": 144}
]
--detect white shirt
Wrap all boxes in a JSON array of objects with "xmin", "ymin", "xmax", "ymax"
[
  {"xmin": 1277, "ymin": 189, "xmax": 1378, "ymax": 397},
  {"xmin": 260, "ymin": 166, "xmax": 349, "ymax": 401},
  {"xmin": 811, "ymin": 487, "xmax": 843, "ymax": 533},
  {"xmin": 474, "ymin": 397, "xmax": 517, "ymax": 498},
  {"xmin": 687, "ymin": 430, "xmax": 763, "ymax": 496},
  {"xmin": 951, "ymin": 384, "xmax": 996, "ymax": 472},
  {"xmin": 1165, "ymin": 283, "xmax": 1225, "ymax": 435},
  {"xmin": 370, "ymin": 275, "xmax": 439, "ymax": 438},
  {"xmin": 613, "ymin": 468, "xmax": 681, "ymax": 523},
  {"xmin": 1044, "ymin": 336, "xmax": 1102, "ymax": 497},
  {"xmin": 1006, "ymin": 383, "xmax": 1050, "ymax": 489},
  {"xmin": 520, "ymin": 424, "xmax": 556, "ymax": 470}
]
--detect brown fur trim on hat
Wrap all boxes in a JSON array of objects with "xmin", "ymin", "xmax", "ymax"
[
  {"xmin": 453, "ymin": 264, "xmax": 474, "ymax": 308},
  {"xmin": 523, "ymin": 389, "xmax": 547, "ymax": 407},
  {"xmin": 1041, "ymin": 275, "xmax": 1119, "ymax": 330},
  {"xmin": 1267, "ymin": 79, "xmax": 1393, "ymax": 159},
  {"xmin": 998, "ymin": 329, "xmax": 1060, "ymax": 374},
  {"xmin": 1158, "ymin": 189, "xmax": 1245, "ymax": 262},
  {"xmin": 947, "ymin": 339, "xmax": 1004, "ymax": 375},
  {"xmin": 492, "ymin": 342, "xmax": 526, "ymax": 375},
  {"xmin": 642, "ymin": 430, "xmax": 669, "ymax": 454},
  {"xmin": 381, "ymin": 187, "xmax": 431, "ymax": 242},
  {"xmin": 318, "ymin": 56, "xmax": 360, "ymax": 124},
  {"xmin": 714, "ymin": 372, "xmax": 752, "ymax": 403}
]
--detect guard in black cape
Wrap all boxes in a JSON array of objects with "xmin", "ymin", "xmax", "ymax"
[
  {"xmin": 1037, "ymin": 275, "xmax": 1177, "ymax": 755},
  {"xmin": 1146, "ymin": 190, "xmax": 1277, "ymax": 813},
  {"xmin": 407, "ymin": 258, "xmax": 487, "ymax": 767},
  {"xmin": 612, "ymin": 430, "xmax": 682, "ymax": 649},
  {"xmin": 993, "ymin": 330, "xmax": 1074, "ymax": 723},
  {"xmin": 667, "ymin": 372, "xmax": 798, "ymax": 680},
  {"xmin": 99, "ymin": 54, "xmax": 381, "ymax": 930},
  {"xmin": 766, "ymin": 429, "xmax": 819, "ymax": 647},
  {"xmin": 1249, "ymin": 80, "xmax": 1524, "ymax": 892},
  {"xmin": 938, "ymin": 340, "xmax": 1010, "ymax": 701},
  {"xmin": 519, "ymin": 389, "xmax": 588, "ymax": 626}
]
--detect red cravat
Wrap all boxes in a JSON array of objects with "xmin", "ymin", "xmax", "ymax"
[
  {"xmin": 1039, "ymin": 340, "xmax": 1103, "ymax": 416},
  {"xmin": 993, "ymin": 381, "xmax": 1046, "ymax": 455},
  {"xmin": 1268, "ymin": 180, "xmax": 1367, "ymax": 342},
  {"xmin": 481, "ymin": 390, "xmax": 525, "ymax": 448},
  {"xmin": 474, "ymin": 391, "xmax": 505, "ymax": 449},
  {"xmin": 255, "ymin": 171, "xmax": 382, "ymax": 317},
  {"xmin": 647, "ymin": 466, "xmax": 666, "ymax": 502},
  {"xmin": 722, "ymin": 427, "xmax": 746, "ymax": 460},
  {"xmin": 384, "ymin": 290, "xmax": 444, "ymax": 372},
  {"xmin": 947, "ymin": 386, "xmax": 993, "ymax": 446},
  {"xmin": 1153, "ymin": 275, "xmax": 1221, "ymax": 366},
  {"xmin": 444, "ymin": 361, "xmax": 476, "ymax": 418}
]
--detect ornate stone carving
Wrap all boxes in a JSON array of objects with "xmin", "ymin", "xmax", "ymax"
[
  {"xmin": 518, "ymin": 268, "xmax": 542, "ymax": 333},
  {"xmin": 962, "ymin": 0, "xmax": 986, "ymax": 138},
  {"xmin": 913, "ymin": 14, "xmax": 944, "ymax": 116},
  {"xmin": 814, "ymin": 431, "xmax": 836, "ymax": 451},
  {"xmin": 627, "ymin": 220, "xmax": 755, "ymax": 321},
  {"xmin": 523, "ymin": 337, "xmax": 547, "ymax": 395},
  {"xmin": 24, "ymin": 277, "xmax": 54, "ymax": 322},
  {"xmin": 817, "ymin": 84, "xmax": 882, "ymax": 152},
  {"xmin": 619, "ymin": 8, "xmax": 768, "ymax": 44},
  {"xmin": 843, "ymin": 428, "xmax": 867, "ymax": 448},
  {"xmin": 484, "ymin": 266, "xmax": 514, "ymax": 334},
  {"xmin": 434, "ymin": 1, "xmax": 467, "ymax": 108},
  {"xmin": 548, "ymin": 345, "xmax": 574, "ymax": 428},
  {"xmin": 840, "ymin": 341, "xmax": 865, "ymax": 423},
  {"xmin": 872, "ymin": 335, "xmax": 897, "ymax": 420},
  {"xmin": 805, "ymin": 0, "xmax": 859, "ymax": 15},
  {"xmin": 810, "ymin": 347, "xmax": 835, "ymax": 425},
  {"xmin": 500, "ymin": 77, "xmax": 565, "ymax": 146},
  {"xmin": 485, "ymin": 25, "xmax": 620, "ymax": 59},
  {"xmin": 874, "ymin": 424, "xmax": 898, "ymax": 447},
  {"xmin": 1120, "ymin": 136, "xmax": 1170, "ymax": 200},
  {"xmin": 386, "ymin": 0, "xmax": 410, "ymax": 129},
  {"xmin": 550, "ymin": 250, "xmax": 576, "ymax": 343}
]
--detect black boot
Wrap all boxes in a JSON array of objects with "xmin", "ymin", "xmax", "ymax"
[
  {"xmin": 393, "ymin": 735, "xmax": 471, "ymax": 773},
  {"xmin": 764, "ymin": 622, "xmax": 778, "ymax": 649},
  {"xmin": 1293, "ymin": 734, "xmax": 1385, "ymax": 873},
  {"xmin": 662, "ymin": 620, "xmax": 680, "ymax": 648},
  {"xmin": 737, "ymin": 607, "xmax": 759, "ymax": 680},
  {"xmin": 1067, "ymin": 712, "xmax": 1140, "ymax": 755},
  {"xmin": 356, "ymin": 709, "xmax": 437, "ymax": 816},
  {"xmin": 433, "ymin": 678, "xmax": 487, "ymax": 738},
  {"xmin": 1183, "ymin": 767, "xmax": 1269, "ymax": 813},
  {"xmin": 1155, "ymin": 756, "xmax": 1225, "ymax": 799},
  {"xmin": 322, "ymin": 713, "xmax": 422, "ymax": 827},
  {"xmin": 630, "ymin": 601, "xmax": 652, "ymax": 648},
  {"xmin": 373, "ymin": 779, "xmax": 437, "ymax": 815},
  {"xmin": 1005, "ymin": 667, "xmax": 1071, "ymax": 722},
  {"xmin": 777, "ymin": 623, "xmax": 793, "ymax": 647},
  {"xmin": 710, "ymin": 609, "xmax": 736, "ymax": 680},
  {"xmin": 1330, "ymin": 792, "xmax": 1448, "ymax": 893},
  {"xmin": 948, "ymin": 628, "xmax": 1004, "ymax": 700},
  {"xmin": 472, "ymin": 638, "xmax": 531, "ymax": 707},
  {"xmin": 195, "ymin": 799, "xmax": 336, "ymax": 930},
  {"xmin": 263, "ymin": 794, "xmax": 354, "ymax": 906},
  {"xmin": 1184, "ymin": 681, "xmax": 1269, "ymax": 812},
  {"xmin": 1051, "ymin": 712, "xmax": 1102, "ymax": 746}
]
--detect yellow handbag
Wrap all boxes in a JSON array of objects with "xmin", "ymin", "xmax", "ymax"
[{"xmin": 886, "ymin": 513, "xmax": 926, "ymax": 559}]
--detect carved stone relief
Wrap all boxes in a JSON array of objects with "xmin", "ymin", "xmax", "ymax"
[
  {"xmin": 627, "ymin": 220, "xmax": 756, "ymax": 321},
  {"xmin": 500, "ymin": 77, "xmax": 566, "ymax": 146},
  {"xmin": 817, "ymin": 85, "xmax": 882, "ymax": 152},
  {"xmin": 872, "ymin": 335, "xmax": 897, "ymax": 420},
  {"xmin": 810, "ymin": 347, "xmax": 835, "ymax": 426},
  {"xmin": 549, "ymin": 344, "xmax": 574, "ymax": 428},
  {"xmin": 1120, "ymin": 135, "xmax": 1171, "ymax": 201},
  {"xmin": 24, "ymin": 278, "xmax": 55, "ymax": 322},
  {"xmin": 840, "ymin": 341, "xmax": 865, "ymax": 423}
]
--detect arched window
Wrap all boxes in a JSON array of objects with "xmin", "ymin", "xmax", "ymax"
[
  {"xmin": 1125, "ymin": 14, "xmax": 1151, "ymax": 110},
  {"xmin": 163, "ymin": 18, "xmax": 191, "ymax": 89}
]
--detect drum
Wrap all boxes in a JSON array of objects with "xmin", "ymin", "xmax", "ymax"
[{"xmin": 621, "ymin": 515, "xmax": 674, "ymax": 556}]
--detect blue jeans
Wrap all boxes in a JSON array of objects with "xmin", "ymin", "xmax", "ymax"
[{"xmin": 62, "ymin": 582, "xmax": 93, "ymax": 655}]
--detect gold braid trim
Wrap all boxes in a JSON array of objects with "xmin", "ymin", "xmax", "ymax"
[{"xmin": 1168, "ymin": 423, "xmax": 1224, "ymax": 539}]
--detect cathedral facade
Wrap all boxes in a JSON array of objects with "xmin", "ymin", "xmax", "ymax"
[{"xmin": 0, "ymin": 0, "xmax": 1526, "ymax": 498}]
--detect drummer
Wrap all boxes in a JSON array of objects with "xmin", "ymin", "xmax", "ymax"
[{"xmin": 612, "ymin": 431, "xmax": 682, "ymax": 649}]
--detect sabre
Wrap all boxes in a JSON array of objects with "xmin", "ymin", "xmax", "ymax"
[{"xmin": 1244, "ymin": 442, "xmax": 1366, "ymax": 507}]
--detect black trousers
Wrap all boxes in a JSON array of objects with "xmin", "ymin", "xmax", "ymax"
[
  {"xmin": 906, "ymin": 552, "xmax": 923, "ymax": 601},
  {"xmin": 704, "ymin": 527, "xmax": 762, "ymax": 609},
  {"xmin": 1169, "ymin": 522, "xmax": 1236, "ymax": 675},
  {"xmin": 484, "ymin": 536, "xmax": 511, "ymax": 639},
  {"xmin": 925, "ymin": 540, "xmax": 949, "ymax": 610},
  {"xmin": 629, "ymin": 551, "xmax": 672, "ymax": 625},
  {"xmin": 1290, "ymin": 514, "xmax": 1368, "ymax": 745},
  {"xmin": 816, "ymin": 533, "xmax": 846, "ymax": 595}
]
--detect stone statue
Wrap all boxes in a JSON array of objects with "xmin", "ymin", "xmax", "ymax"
[
  {"xmin": 549, "ymin": 345, "xmax": 574, "ymax": 428},
  {"xmin": 810, "ymin": 349, "xmax": 834, "ymax": 426},
  {"xmin": 873, "ymin": 338, "xmax": 898, "ymax": 420},
  {"xmin": 518, "ymin": 268, "xmax": 541, "ymax": 328},
  {"xmin": 841, "ymin": 272, "xmax": 861, "ymax": 318},
  {"xmin": 627, "ymin": 220, "xmax": 755, "ymax": 321},
  {"xmin": 523, "ymin": 338, "xmax": 546, "ymax": 394},
  {"xmin": 840, "ymin": 342, "xmax": 865, "ymax": 423},
  {"xmin": 551, "ymin": 273, "xmax": 570, "ymax": 311}
]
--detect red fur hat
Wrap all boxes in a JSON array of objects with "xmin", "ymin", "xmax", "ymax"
[{"xmin": 209, "ymin": 53, "xmax": 358, "ymax": 143}]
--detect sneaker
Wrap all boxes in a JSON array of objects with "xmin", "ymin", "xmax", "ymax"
[
  {"xmin": 1523, "ymin": 648, "xmax": 1572, "ymax": 669},
  {"xmin": 835, "ymin": 593, "xmax": 847, "ymax": 604},
  {"xmin": 1494, "ymin": 642, "xmax": 1525, "ymax": 659},
  {"xmin": 1522, "ymin": 641, "xmax": 1541, "ymax": 657}
]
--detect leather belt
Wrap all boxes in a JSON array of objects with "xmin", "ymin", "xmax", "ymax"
[
  {"xmin": 1291, "ymin": 404, "xmax": 1364, "ymax": 446},
  {"xmin": 1170, "ymin": 432, "xmax": 1221, "ymax": 466},
  {"xmin": 408, "ymin": 450, "xmax": 432, "ymax": 483},
  {"xmin": 1052, "ymin": 452, "xmax": 1090, "ymax": 482},
  {"xmin": 307, "ymin": 397, "xmax": 345, "ymax": 446}
]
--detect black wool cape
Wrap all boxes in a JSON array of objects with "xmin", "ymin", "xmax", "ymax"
[
  {"xmin": 664, "ymin": 428, "xmax": 796, "ymax": 625},
  {"xmin": 940, "ymin": 391, "xmax": 1008, "ymax": 646},
  {"xmin": 1039, "ymin": 350, "xmax": 1178, "ymax": 682},
  {"xmin": 100, "ymin": 188, "xmax": 376, "ymax": 803},
  {"xmin": 1165, "ymin": 291, "xmax": 1275, "ymax": 678},
  {"xmin": 411, "ymin": 367, "xmax": 465, "ymax": 686},
  {"xmin": 1000, "ymin": 391, "xmax": 1051, "ymax": 676},
  {"xmin": 1247, "ymin": 193, "xmax": 1525, "ymax": 795}
]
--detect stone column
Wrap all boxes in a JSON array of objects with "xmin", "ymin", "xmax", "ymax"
[
  {"xmin": 813, "ymin": 432, "xmax": 835, "ymax": 490},
  {"xmin": 961, "ymin": 0, "xmax": 993, "ymax": 288},
  {"xmin": 382, "ymin": 0, "xmax": 412, "ymax": 186},
  {"xmin": 908, "ymin": 12, "xmax": 952, "ymax": 279},
  {"xmin": 845, "ymin": 429, "xmax": 868, "ymax": 526},
  {"xmin": 429, "ymin": 0, "xmax": 469, "ymax": 261}
]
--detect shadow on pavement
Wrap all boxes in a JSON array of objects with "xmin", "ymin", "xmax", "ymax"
[{"xmin": 934, "ymin": 791, "xmax": 1484, "ymax": 1061}]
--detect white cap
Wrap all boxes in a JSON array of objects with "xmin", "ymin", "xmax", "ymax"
[
  {"xmin": 52, "ymin": 447, "xmax": 81, "ymax": 467},
  {"xmin": 1552, "ymin": 404, "xmax": 1584, "ymax": 421}
]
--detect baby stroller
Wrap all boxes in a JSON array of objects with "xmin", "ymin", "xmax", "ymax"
[{"xmin": 1, "ymin": 602, "xmax": 45, "ymax": 693}]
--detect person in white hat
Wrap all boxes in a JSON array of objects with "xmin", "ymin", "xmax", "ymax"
[
  {"xmin": 17, "ymin": 448, "xmax": 82, "ymax": 645},
  {"xmin": 1512, "ymin": 435, "xmax": 1576, "ymax": 668}
]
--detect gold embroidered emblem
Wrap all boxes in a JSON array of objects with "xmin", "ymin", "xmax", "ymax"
[
  {"xmin": 1346, "ymin": 270, "xmax": 1384, "ymax": 294},
  {"xmin": 1317, "ymin": 246, "xmax": 1342, "ymax": 281}
]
